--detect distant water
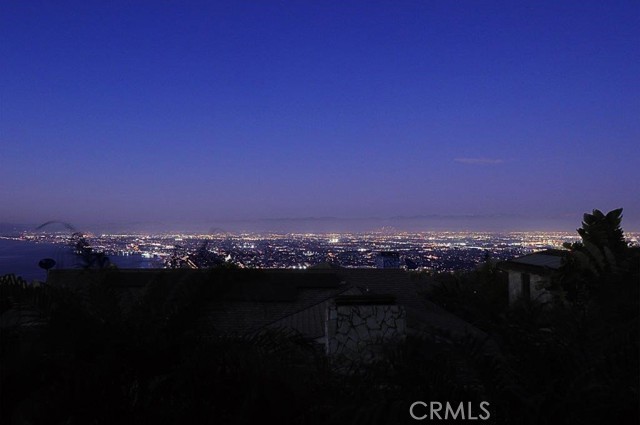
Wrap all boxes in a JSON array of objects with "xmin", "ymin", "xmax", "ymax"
[{"xmin": 0, "ymin": 238, "xmax": 161, "ymax": 282}]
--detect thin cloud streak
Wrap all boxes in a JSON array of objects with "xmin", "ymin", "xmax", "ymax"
[{"xmin": 454, "ymin": 157, "xmax": 505, "ymax": 165}]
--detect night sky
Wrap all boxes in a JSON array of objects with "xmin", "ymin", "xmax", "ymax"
[{"xmin": 1, "ymin": 1, "xmax": 639, "ymax": 232}]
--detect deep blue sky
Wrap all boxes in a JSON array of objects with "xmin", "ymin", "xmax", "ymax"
[{"xmin": 1, "ymin": 1, "xmax": 639, "ymax": 232}]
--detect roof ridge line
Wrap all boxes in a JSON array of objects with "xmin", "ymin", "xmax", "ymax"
[{"xmin": 253, "ymin": 285, "xmax": 355, "ymax": 333}]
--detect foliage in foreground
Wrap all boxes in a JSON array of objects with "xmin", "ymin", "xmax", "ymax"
[
  {"xmin": 1, "ymin": 271, "xmax": 488, "ymax": 425},
  {"xmin": 1, "ymin": 208, "xmax": 638, "ymax": 424},
  {"xmin": 428, "ymin": 208, "xmax": 639, "ymax": 425},
  {"xmin": 1, "ymin": 264, "xmax": 637, "ymax": 425}
]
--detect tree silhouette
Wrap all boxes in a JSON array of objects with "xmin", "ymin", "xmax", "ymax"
[
  {"xmin": 576, "ymin": 208, "xmax": 627, "ymax": 253},
  {"xmin": 71, "ymin": 232, "xmax": 111, "ymax": 269},
  {"xmin": 563, "ymin": 208, "xmax": 628, "ymax": 274},
  {"xmin": 554, "ymin": 208, "xmax": 639, "ymax": 308}
]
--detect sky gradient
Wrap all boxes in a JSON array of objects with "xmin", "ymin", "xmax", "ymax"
[{"xmin": 1, "ymin": 1, "xmax": 639, "ymax": 232}]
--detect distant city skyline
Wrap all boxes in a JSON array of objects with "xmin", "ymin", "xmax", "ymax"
[
  {"xmin": 1, "ymin": 1, "xmax": 638, "ymax": 229},
  {"xmin": 2, "ymin": 211, "xmax": 640, "ymax": 234}
]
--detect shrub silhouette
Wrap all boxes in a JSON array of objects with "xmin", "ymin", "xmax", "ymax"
[{"xmin": 1, "ymin": 210, "xmax": 638, "ymax": 424}]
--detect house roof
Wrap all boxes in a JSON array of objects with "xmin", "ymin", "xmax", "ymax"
[
  {"xmin": 46, "ymin": 268, "xmax": 481, "ymax": 341},
  {"xmin": 261, "ymin": 286, "xmax": 364, "ymax": 339},
  {"xmin": 498, "ymin": 249, "xmax": 569, "ymax": 275},
  {"xmin": 205, "ymin": 268, "xmax": 432, "ymax": 337}
]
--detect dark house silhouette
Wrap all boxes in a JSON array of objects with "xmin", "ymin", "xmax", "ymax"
[
  {"xmin": 46, "ymin": 268, "xmax": 483, "ymax": 358},
  {"xmin": 498, "ymin": 249, "xmax": 569, "ymax": 305}
]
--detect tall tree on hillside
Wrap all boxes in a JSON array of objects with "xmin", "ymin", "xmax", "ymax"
[
  {"xmin": 563, "ymin": 208, "xmax": 629, "ymax": 276},
  {"xmin": 577, "ymin": 208, "xmax": 626, "ymax": 252},
  {"xmin": 558, "ymin": 208, "xmax": 638, "ymax": 304}
]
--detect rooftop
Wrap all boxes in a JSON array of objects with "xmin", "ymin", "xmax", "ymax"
[
  {"xmin": 498, "ymin": 249, "xmax": 569, "ymax": 274},
  {"xmin": 46, "ymin": 268, "xmax": 484, "ymax": 341}
]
